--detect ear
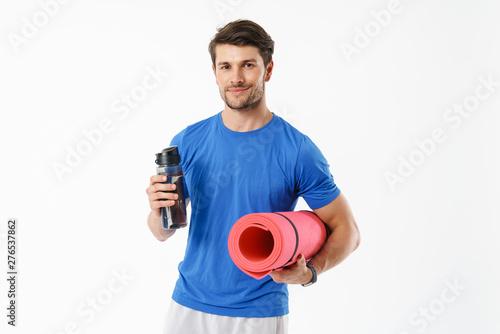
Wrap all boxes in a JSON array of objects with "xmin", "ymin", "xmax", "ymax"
[
  {"xmin": 264, "ymin": 60, "xmax": 274, "ymax": 82},
  {"xmin": 212, "ymin": 64, "xmax": 219, "ymax": 86}
]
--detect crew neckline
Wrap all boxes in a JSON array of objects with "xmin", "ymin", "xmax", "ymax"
[{"xmin": 217, "ymin": 111, "xmax": 278, "ymax": 137}]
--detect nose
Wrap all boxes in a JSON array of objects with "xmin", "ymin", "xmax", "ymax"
[{"xmin": 230, "ymin": 68, "xmax": 244, "ymax": 86}]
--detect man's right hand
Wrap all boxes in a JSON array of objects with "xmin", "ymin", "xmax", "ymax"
[
  {"xmin": 146, "ymin": 175, "xmax": 179, "ymax": 218},
  {"xmin": 145, "ymin": 175, "xmax": 178, "ymax": 241}
]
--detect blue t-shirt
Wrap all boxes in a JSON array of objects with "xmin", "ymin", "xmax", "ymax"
[{"xmin": 169, "ymin": 112, "xmax": 340, "ymax": 317}]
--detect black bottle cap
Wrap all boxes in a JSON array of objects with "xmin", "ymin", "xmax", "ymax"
[{"xmin": 155, "ymin": 146, "xmax": 181, "ymax": 165}]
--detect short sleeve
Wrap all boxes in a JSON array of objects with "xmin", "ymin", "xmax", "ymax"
[
  {"xmin": 294, "ymin": 135, "xmax": 340, "ymax": 210},
  {"xmin": 170, "ymin": 129, "xmax": 190, "ymax": 199}
]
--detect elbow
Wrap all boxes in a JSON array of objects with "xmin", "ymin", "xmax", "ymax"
[
  {"xmin": 147, "ymin": 216, "xmax": 175, "ymax": 242},
  {"xmin": 354, "ymin": 231, "xmax": 361, "ymax": 251},
  {"xmin": 156, "ymin": 229, "xmax": 176, "ymax": 242},
  {"xmin": 352, "ymin": 219, "xmax": 361, "ymax": 251},
  {"xmin": 156, "ymin": 235, "xmax": 168, "ymax": 242}
]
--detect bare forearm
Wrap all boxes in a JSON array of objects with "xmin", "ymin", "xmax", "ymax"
[
  {"xmin": 270, "ymin": 194, "xmax": 360, "ymax": 285},
  {"xmin": 309, "ymin": 220, "xmax": 360, "ymax": 275},
  {"xmin": 147, "ymin": 211, "xmax": 176, "ymax": 241}
]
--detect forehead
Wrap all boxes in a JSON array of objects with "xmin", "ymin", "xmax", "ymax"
[{"xmin": 214, "ymin": 44, "xmax": 264, "ymax": 64}]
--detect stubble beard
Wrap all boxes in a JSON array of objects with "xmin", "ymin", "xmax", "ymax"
[{"xmin": 221, "ymin": 79, "xmax": 265, "ymax": 112}]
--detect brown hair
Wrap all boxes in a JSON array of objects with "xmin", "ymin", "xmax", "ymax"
[{"xmin": 208, "ymin": 19, "xmax": 275, "ymax": 67}]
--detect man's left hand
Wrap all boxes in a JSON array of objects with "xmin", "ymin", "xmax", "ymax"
[{"xmin": 269, "ymin": 254, "xmax": 313, "ymax": 284}]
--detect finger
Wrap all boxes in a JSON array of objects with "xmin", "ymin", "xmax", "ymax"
[
  {"xmin": 150, "ymin": 198, "xmax": 176, "ymax": 209},
  {"xmin": 153, "ymin": 192, "xmax": 178, "ymax": 201},
  {"xmin": 146, "ymin": 182, "xmax": 176, "ymax": 195},
  {"xmin": 149, "ymin": 175, "xmax": 178, "ymax": 189},
  {"xmin": 269, "ymin": 271, "xmax": 284, "ymax": 284},
  {"xmin": 155, "ymin": 200, "xmax": 176, "ymax": 208},
  {"xmin": 285, "ymin": 255, "xmax": 304, "ymax": 269},
  {"xmin": 155, "ymin": 183, "xmax": 177, "ymax": 192},
  {"xmin": 150, "ymin": 175, "xmax": 167, "ymax": 185}
]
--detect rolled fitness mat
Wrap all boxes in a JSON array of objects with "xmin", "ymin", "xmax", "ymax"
[{"xmin": 228, "ymin": 211, "xmax": 329, "ymax": 280}]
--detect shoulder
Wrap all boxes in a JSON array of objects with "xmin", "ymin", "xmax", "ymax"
[
  {"xmin": 272, "ymin": 115, "xmax": 323, "ymax": 158},
  {"xmin": 271, "ymin": 115, "xmax": 307, "ymax": 146},
  {"xmin": 184, "ymin": 113, "xmax": 219, "ymax": 137},
  {"xmin": 273, "ymin": 116, "xmax": 329, "ymax": 166}
]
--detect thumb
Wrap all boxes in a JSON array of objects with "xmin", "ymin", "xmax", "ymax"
[{"xmin": 298, "ymin": 254, "xmax": 306, "ymax": 263}]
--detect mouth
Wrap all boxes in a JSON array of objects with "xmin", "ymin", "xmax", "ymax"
[{"xmin": 227, "ymin": 87, "xmax": 249, "ymax": 95}]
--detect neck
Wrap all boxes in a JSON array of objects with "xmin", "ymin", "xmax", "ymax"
[{"xmin": 221, "ymin": 98, "xmax": 273, "ymax": 132}]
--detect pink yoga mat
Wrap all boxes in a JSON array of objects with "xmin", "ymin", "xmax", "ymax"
[{"xmin": 228, "ymin": 211, "xmax": 329, "ymax": 280}]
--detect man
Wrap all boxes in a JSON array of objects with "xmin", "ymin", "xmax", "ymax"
[{"xmin": 146, "ymin": 19, "xmax": 360, "ymax": 334}]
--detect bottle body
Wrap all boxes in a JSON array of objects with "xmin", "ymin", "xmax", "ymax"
[{"xmin": 156, "ymin": 164, "xmax": 187, "ymax": 229}]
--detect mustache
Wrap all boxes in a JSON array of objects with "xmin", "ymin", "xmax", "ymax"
[{"xmin": 226, "ymin": 85, "xmax": 252, "ymax": 90}]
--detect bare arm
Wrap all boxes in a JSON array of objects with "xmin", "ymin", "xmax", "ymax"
[
  {"xmin": 270, "ymin": 193, "xmax": 360, "ymax": 284},
  {"xmin": 146, "ymin": 175, "xmax": 190, "ymax": 242},
  {"xmin": 147, "ymin": 210, "xmax": 176, "ymax": 242},
  {"xmin": 309, "ymin": 193, "xmax": 360, "ymax": 275}
]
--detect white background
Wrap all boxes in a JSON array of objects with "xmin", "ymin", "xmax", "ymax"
[{"xmin": 1, "ymin": 0, "xmax": 499, "ymax": 333}]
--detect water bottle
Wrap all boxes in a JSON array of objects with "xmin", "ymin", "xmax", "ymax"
[{"xmin": 155, "ymin": 146, "xmax": 187, "ymax": 229}]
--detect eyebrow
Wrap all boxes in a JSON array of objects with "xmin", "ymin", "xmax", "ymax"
[{"xmin": 216, "ymin": 59, "xmax": 258, "ymax": 66}]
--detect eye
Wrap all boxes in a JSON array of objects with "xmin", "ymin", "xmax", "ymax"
[
  {"xmin": 244, "ymin": 63, "xmax": 254, "ymax": 68},
  {"xmin": 220, "ymin": 65, "xmax": 230, "ymax": 70}
]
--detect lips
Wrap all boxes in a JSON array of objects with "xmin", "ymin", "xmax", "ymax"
[{"xmin": 228, "ymin": 87, "xmax": 249, "ymax": 95}]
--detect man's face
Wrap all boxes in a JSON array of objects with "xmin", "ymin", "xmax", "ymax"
[{"xmin": 213, "ymin": 44, "xmax": 273, "ymax": 111}]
